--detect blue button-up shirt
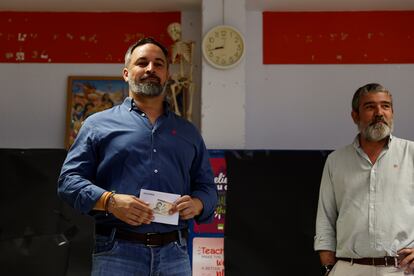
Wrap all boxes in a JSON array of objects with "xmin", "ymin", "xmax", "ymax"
[{"xmin": 58, "ymin": 97, "xmax": 217, "ymax": 234}]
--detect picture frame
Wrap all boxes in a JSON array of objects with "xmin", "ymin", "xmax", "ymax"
[{"xmin": 65, "ymin": 76, "xmax": 128, "ymax": 149}]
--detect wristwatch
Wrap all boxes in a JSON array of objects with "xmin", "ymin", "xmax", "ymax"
[{"xmin": 321, "ymin": 264, "xmax": 334, "ymax": 276}]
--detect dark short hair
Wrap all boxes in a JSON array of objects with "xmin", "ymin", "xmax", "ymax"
[
  {"xmin": 352, "ymin": 83, "xmax": 392, "ymax": 112},
  {"xmin": 124, "ymin": 37, "xmax": 169, "ymax": 67}
]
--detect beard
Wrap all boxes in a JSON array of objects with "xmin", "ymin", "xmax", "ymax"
[
  {"xmin": 359, "ymin": 117, "xmax": 393, "ymax": 142},
  {"xmin": 129, "ymin": 73, "xmax": 166, "ymax": 97}
]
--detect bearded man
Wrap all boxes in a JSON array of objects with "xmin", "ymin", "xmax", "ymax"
[
  {"xmin": 314, "ymin": 83, "xmax": 414, "ymax": 276},
  {"xmin": 58, "ymin": 37, "xmax": 217, "ymax": 276}
]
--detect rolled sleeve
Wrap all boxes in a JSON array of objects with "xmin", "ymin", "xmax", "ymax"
[{"xmin": 314, "ymin": 157, "xmax": 338, "ymax": 252}]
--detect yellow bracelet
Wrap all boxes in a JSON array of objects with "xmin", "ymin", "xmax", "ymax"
[
  {"xmin": 105, "ymin": 192, "xmax": 116, "ymax": 215},
  {"xmin": 93, "ymin": 191, "xmax": 111, "ymax": 211}
]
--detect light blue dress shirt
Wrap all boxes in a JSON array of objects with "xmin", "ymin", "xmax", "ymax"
[{"xmin": 315, "ymin": 135, "xmax": 414, "ymax": 257}]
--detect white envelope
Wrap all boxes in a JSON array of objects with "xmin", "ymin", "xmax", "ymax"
[{"xmin": 140, "ymin": 189, "xmax": 180, "ymax": 225}]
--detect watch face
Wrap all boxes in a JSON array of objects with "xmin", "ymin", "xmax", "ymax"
[{"xmin": 202, "ymin": 25, "xmax": 245, "ymax": 69}]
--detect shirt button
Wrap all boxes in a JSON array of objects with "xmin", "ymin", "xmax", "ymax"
[
  {"xmin": 153, "ymin": 149, "xmax": 157, "ymax": 153},
  {"xmin": 154, "ymin": 169, "xmax": 158, "ymax": 173}
]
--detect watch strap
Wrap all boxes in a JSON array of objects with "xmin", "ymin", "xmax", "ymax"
[{"xmin": 321, "ymin": 264, "xmax": 334, "ymax": 276}]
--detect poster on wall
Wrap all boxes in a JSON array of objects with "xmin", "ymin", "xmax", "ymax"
[
  {"xmin": 0, "ymin": 12, "xmax": 179, "ymax": 63},
  {"xmin": 65, "ymin": 76, "xmax": 128, "ymax": 148},
  {"xmin": 189, "ymin": 150, "xmax": 227, "ymax": 274},
  {"xmin": 194, "ymin": 150, "xmax": 227, "ymax": 233},
  {"xmin": 192, "ymin": 237, "xmax": 224, "ymax": 276},
  {"xmin": 263, "ymin": 11, "xmax": 414, "ymax": 64}
]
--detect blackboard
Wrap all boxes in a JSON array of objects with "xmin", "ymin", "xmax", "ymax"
[{"xmin": 224, "ymin": 150, "xmax": 331, "ymax": 276}]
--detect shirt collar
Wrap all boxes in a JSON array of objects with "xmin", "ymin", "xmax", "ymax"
[
  {"xmin": 352, "ymin": 133, "xmax": 393, "ymax": 149},
  {"xmin": 123, "ymin": 97, "xmax": 171, "ymax": 116}
]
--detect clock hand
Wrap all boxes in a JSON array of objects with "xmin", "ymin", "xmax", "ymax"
[{"xmin": 208, "ymin": 46, "xmax": 224, "ymax": 51}]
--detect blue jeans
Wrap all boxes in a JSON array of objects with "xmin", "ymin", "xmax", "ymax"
[{"xmin": 91, "ymin": 230, "xmax": 191, "ymax": 276}]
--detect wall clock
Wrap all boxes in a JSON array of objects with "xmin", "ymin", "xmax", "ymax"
[{"xmin": 202, "ymin": 25, "xmax": 245, "ymax": 69}]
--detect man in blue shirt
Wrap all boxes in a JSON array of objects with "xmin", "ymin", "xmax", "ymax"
[{"xmin": 58, "ymin": 37, "xmax": 217, "ymax": 276}]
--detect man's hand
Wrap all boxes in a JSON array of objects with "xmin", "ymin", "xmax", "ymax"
[
  {"xmin": 319, "ymin": 250, "xmax": 336, "ymax": 276},
  {"xmin": 169, "ymin": 195, "xmax": 203, "ymax": 220},
  {"xmin": 398, "ymin": 248, "xmax": 414, "ymax": 273},
  {"xmin": 319, "ymin": 250, "xmax": 336, "ymax": 265},
  {"xmin": 108, "ymin": 194, "xmax": 154, "ymax": 226}
]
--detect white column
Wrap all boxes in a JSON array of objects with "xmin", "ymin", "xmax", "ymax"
[{"xmin": 201, "ymin": 0, "xmax": 246, "ymax": 149}]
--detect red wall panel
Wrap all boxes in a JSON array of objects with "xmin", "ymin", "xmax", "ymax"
[
  {"xmin": 0, "ymin": 12, "xmax": 180, "ymax": 63},
  {"xmin": 263, "ymin": 11, "xmax": 414, "ymax": 64}
]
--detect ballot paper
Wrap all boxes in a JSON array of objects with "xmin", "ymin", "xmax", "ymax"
[{"xmin": 140, "ymin": 189, "xmax": 180, "ymax": 225}]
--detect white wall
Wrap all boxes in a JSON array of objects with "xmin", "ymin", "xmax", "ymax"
[
  {"xmin": 244, "ymin": 11, "xmax": 414, "ymax": 150},
  {"xmin": 201, "ymin": 0, "xmax": 246, "ymax": 149},
  {"xmin": 1, "ymin": 9, "xmax": 414, "ymax": 150},
  {"xmin": 0, "ymin": 63, "xmax": 121, "ymax": 148},
  {"xmin": 0, "ymin": 11, "xmax": 201, "ymax": 148}
]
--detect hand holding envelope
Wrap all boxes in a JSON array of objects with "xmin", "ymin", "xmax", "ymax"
[
  {"xmin": 107, "ymin": 193, "xmax": 154, "ymax": 226},
  {"xmin": 169, "ymin": 195, "xmax": 204, "ymax": 220},
  {"xmin": 140, "ymin": 189, "xmax": 181, "ymax": 225},
  {"xmin": 139, "ymin": 189, "xmax": 204, "ymax": 225}
]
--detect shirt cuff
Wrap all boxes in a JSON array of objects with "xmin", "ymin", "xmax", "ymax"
[
  {"xmin": 191, "ymin": 191, "xmax": 217, "ymax": 223},
  {"xmin": 314, "ymin": 234, "xmax": 337, "ymax": 252}
]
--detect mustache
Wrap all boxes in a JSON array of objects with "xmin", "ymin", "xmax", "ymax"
[
  {"xmin": 140, "ymin": 73, "xmax": 161, "ymax": 83},
  {"xmin": 370, "ymin": 116, "xmax": 388, "ymax": 126}
]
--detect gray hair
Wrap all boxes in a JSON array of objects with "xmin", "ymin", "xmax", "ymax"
[
  {"xmin": 352, "ymin": 83, "xmax": 392, "ymax": 112},
  {"xmin": 124, "ymin": 37, "xmax": 169, "ymax": 67}
]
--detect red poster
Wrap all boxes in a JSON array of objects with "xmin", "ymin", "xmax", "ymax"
[
  {"xmin": 194, "ymin": 151, "xmax": 227, "ymax": 234},
  {"xmin": 263, "ymin": 11, "xmax": 414, "ymax": 64},
  {"xmin": 0, "ymin": 12, "xmax": 180, "ymax": 63}
]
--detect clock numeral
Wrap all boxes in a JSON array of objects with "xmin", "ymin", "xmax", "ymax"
[
  {"xmin": 220, "ymin": 30, "xmax": 227, "ymax": 37},
  {"xmin": 221, "ymin": 59, "xmax": 226, "ymax": 65},
  {"xmin": 209, "ymin": 37, "xmax": 215, "ymax": 43},
  {"xmin": 208, "ymin": 52, "xmax": 213, "ymax": 57},
  {"xmin": 215, "ymin": 56, "xmax": 220, "ymax": 63},
  {"xmin": 214, "ymin": 32, "xmax": 219, "ymax": 37},
  {"xmin": 229, "ymin": 57, "xmax": 234, "ymax": 63}
]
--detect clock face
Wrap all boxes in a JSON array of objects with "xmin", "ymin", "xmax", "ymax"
[{"xmin": 202, "ymin": 25, "xmax": 245, "ymax": 69}]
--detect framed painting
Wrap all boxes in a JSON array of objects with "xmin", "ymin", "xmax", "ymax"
[{"xmin": 65, "ymin": 76, "xmax": 128, "ymax": 149}]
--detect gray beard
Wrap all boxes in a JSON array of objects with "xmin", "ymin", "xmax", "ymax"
[
  {"xmin": 360, "ymin": 121, "xmax": 393, "ymax": 142},
  {"xmin": 129, "ymin": 79, "xmax": 165, "ymax": 97}
]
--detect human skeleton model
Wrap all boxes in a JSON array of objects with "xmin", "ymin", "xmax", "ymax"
[{"xmin": 167, "ymin": 22, "xmax": 195, "ymax": 121}]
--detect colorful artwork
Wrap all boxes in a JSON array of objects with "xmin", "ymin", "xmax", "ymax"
[
  {"xmin": 194, "ymin": 151, "xmax": 227, "ymax": 233},
  {"xmin": 65, "ymin": 76, "xmax": 128, "ymax": 148}
]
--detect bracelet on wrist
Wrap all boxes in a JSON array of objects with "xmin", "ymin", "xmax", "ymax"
[{"xmin": 104, "ymin": 192, "xmax": 116, "ymax": 215}]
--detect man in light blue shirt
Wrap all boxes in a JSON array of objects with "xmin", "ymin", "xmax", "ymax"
[{"xmin": 315, "ymin": 83, "xmax": 414, "ymax": 276}]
